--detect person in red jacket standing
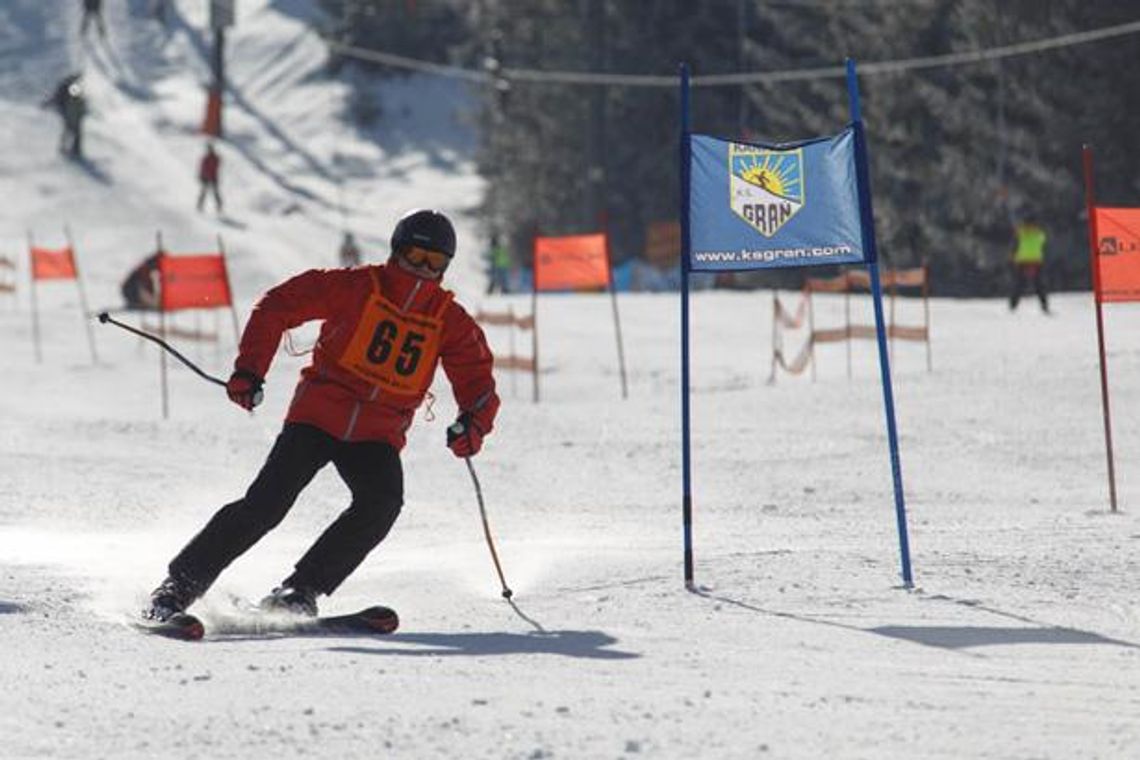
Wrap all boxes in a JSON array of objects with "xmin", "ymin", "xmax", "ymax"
[
  {"xmin": 145, "ymin": 209, "xmax": 499, "ymax": 621},
  {"xmin": 196, "ymin": 142, "xmax": 222, "ymax": 213}
]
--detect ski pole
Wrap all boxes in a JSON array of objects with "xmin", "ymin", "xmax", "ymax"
[
  {"xmin": 462, "ymin": 455, "xmax": 513, "ymax": 599},
  {"xmin": 97, "ymin": 311, "xmax": 227, "ymax": 388}
]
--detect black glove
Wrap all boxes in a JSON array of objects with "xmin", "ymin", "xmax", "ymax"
[
  {"xmin": 447, "ymin": 412, "xmax": 485, "ymax": 458},
  {"xmin": 226, "ymin": 369, "xmax": 264, "ymax": 410}
]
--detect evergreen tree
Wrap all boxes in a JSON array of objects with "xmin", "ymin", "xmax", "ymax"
[{"xmin": 319, "ymin": 0, "xmax": 1140, "ymax": 294}]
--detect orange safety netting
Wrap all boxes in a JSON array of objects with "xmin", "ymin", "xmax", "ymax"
[
  {"xmin": 159, "ymin": 253, "xmax": 233, "ymax": 312},
  {"xmin": 30, "ymin": 246, "xmax": 77, "ymax": 280},
  {"xmin": 771, "ymin": 264, "xmax": 932, "ymax": 380},
  {"xmin": 774, "ymin": 292, "xmax": 808, "ymax": 329},
  {"xmin": 475, "ymin": 307, "xmax": 536, "ymax": 379},
  {"xmin": 806, "ymin": 267, "xmax": 927, "ymax": 293},
  {"xmin": 1093, "ymin": 207, "xmax": 1140, "ymax": 303},
  {"xmin": 0, "ymin": 256, "xmax": 14, "ymax": 293},
  {"xmin": 805, "ymin": 273, "xmax": 850, "ymax": 293},
  {"xmin": 495, "ymin": 355, "xmax": 537, "ymax": 371},
  {"xmin": 770, "ymin": 291, "xmax": 815, "ymax": 376},
  {"xmin": 889, "ymin": 324, "xmax": 929, "ymax": 340},
  {"xmin": 474, "ymin": 309, "xmax": 535, "ymax": 330},
  {"xmin": 534, "ymin": 233, "xmax": 610, "ymax": 291},
  {"xmin": 772, "ymin": 343, "xmax": 813, "ymax": 375},
  {"xmin": 884, "ymin": 268, "xmax": 928, "ymax": 288}
]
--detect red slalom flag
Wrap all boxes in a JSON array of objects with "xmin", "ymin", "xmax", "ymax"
[
  {"xmin": 1093, "ymin": 207, "xmax": 1140, "ymax": 303},
  {"xmin": 159, "ymin": 253, "xmax": 233, "ymax": 312},
  {"xmin": 30, "ymin": 246, "xmax": 77, "ymax": 280},
  {"xmin": 533, "ymin": 233, "xmax": 611, "ymax": 292}
]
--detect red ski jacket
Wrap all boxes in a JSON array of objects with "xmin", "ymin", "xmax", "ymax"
[
  {"xmin": 235, "ymin": 263, "xmax": 499, "ymax": 449},
  {"xmin": 199, "ymin": 152, "xmax": 219, "ymax": 183}
]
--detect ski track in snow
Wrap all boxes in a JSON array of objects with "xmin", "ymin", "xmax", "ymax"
[{"xmin": 3, "ymin": 1, "xmax": 1140, "ymax": 759}]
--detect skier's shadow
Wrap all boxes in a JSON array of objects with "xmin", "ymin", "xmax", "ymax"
[
  {"xmin": 328, "ymin": 629, "xmax": 640, "ymax": 660},
  {"xmin": 70, "ymin": 155, "xmax": 112, "ymax": 185},
  {"xmin": 0, "ymin": 601, "xmax": 23, "ymax": 614}
]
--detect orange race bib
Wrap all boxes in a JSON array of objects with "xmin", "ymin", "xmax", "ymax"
[{"xmin": 339, "ymin": 280, "xmax": 452, "ymax": 398}]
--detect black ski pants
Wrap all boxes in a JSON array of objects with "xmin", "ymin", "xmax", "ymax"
[
  {"xmin": 1009, "ymin": 262, "xmax": 1049, "ymax": 312},
  {"xmin": 196, "ymin": 180, "xmax": 222, "ymax": 212},
  {"xmin": 169, "ymin": 422, "xmax": 403, "ymax": 597}
]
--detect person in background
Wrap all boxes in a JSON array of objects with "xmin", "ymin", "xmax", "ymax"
[
  {"xmin": 120, "ymin": 253, "xmax": 162, "ymax": 311},
  {"xmin": 486, "ymin": 234, "xmax": 511, "ymax": 295},
  {"xmin": 42, "ymin": 74, "xmax": 86, "ymax": 159},
  {"xmin": 80, "ymin": 0, "xmax": 106, "ymax": 38},
  {"xmin": 1009, "ymin": 218, "xmax": 1049, "ymax": 313},
  {"xmin": 339, "ymin": 232, "xmax": 362, "ymax": 268},
  {"xmin": 197, "ymin": 142, "xmax": 223, "ymax": 213},
  {"xmin": 143, "ymin": 209, "xmax": 500, "ymax": 623}
]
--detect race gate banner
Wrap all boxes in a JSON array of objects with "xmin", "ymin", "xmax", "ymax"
[
  {"xmin": 688, "ymin": 127, "xmax": 866, "ymax": 271},
  {"xmin": 534, "ymin": 233, "xmax": 611, "ymax": 291},
  {"xmin": 1093, "ymin": 207, "xmax": 1140, "ymax": 303},
  {"xmin": 30, "ymin": 246, "xmax": 78, "ymax": 280},
  {"xmin": 159, "ymin": 253, "xmax": 233, "ymax": 312}
]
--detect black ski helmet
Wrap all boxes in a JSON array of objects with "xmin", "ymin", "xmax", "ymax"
[{"xmin": 390, "ymin": 209, "xmax": 456, "ymax": 259}]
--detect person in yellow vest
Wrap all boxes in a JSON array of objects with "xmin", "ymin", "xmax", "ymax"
[
  {"xmin": 1009, "ymin": 220, "xmax": 1049, "ymax": 313},
  {"xmin": 485, "ymin": 234, "xmax": 511, "ymax": 295}
]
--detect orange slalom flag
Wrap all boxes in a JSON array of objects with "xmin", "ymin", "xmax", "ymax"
[
  {"xmin": 533, "ymin": 233, "xmax": 610, "ymax": 292},
  {"xmin": 30, "ymin": 246, "xmax": 78, "ymax": 280},
  {"xmin": 1093, "ymin": 207, "xmax": 1140, "ymax": 303},
  {"xmin": 159, "ymin": 253, "xmax": 233, "ymax": 312}
]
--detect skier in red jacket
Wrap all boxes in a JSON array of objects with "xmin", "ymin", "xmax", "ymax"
[
  {"xmin": 196, "ymin": 142, "xmax": 222, "ymax": 213},
  {"xmin": 145, "ymin": 209, "xmax": 499, "ymax": 621}
]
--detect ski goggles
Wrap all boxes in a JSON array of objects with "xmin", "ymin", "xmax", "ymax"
[{"xmin": 402, "ymin": 246, "xmax": 452, "ymax": 273}]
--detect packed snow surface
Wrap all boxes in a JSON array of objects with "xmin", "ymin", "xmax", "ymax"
[{"xmin": 2, "ymin": 1, "xmax": 1140, "ymax": 759}]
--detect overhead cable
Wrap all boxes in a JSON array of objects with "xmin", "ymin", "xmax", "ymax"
[{"xmin": 324, "ymin": 17, "xmax": 1140, "ymax": 87}]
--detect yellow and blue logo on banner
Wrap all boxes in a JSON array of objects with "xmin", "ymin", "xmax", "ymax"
[
  {"xmin": 729, "ymin": 144, "xmax": 804, "ymax": 237},
  {"xmin": 689, "ymin": 127, "xmax": 866, "ymax": 271}
]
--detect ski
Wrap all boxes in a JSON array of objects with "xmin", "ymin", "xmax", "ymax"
[
  {"xmin": 208, "ymin": 604, "xmax": 400, "ymax": 637},
  {"xmin": 222, "ymin": 595, "xmax": 399, "ymax": 635},
  {"xmin": 135, "ymin": 612, "xmax": 205, "ymax": 641},
  {"xmin": 311, "ymin": 606, "xmax": 400, "ymax": 635},
  {"xmin": 136, "ymin": 605, "xmax": 398, "ymax": 639}
]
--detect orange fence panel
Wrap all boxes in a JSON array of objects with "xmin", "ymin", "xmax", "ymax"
[{"xmin": 805, "ymin": 273, "xmax": 849, "ymax": 293}]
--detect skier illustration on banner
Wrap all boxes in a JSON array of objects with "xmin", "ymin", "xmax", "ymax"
[{"xmin": 729, "ymin": 144, "xmax": 804, "ymax": 237}]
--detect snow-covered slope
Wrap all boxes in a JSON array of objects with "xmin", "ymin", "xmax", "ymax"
[
  {"xmin": 0, "ymin": 0, "xmax": 486, "ymax": 315},
  {"xmin": 3, "ymin": 2, "xmax": 1140, "ymax": 759}
]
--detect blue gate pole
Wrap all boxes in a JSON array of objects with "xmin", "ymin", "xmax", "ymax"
[
  {"xmin": 845, "ymin": 59, "xmax": 914, "ymax": 587},
  {"xmin": 679, "ymin": 63, "xmax": 696, "ymax": 589}
]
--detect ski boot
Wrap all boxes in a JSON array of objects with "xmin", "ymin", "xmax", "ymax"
[
  {"xmin": 144, "ymin": 574, "xmax": 200, "ymax": 622},
  {"xmin": 259, "ymin": 585, "xmax": 319, "ymax": 618}
]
